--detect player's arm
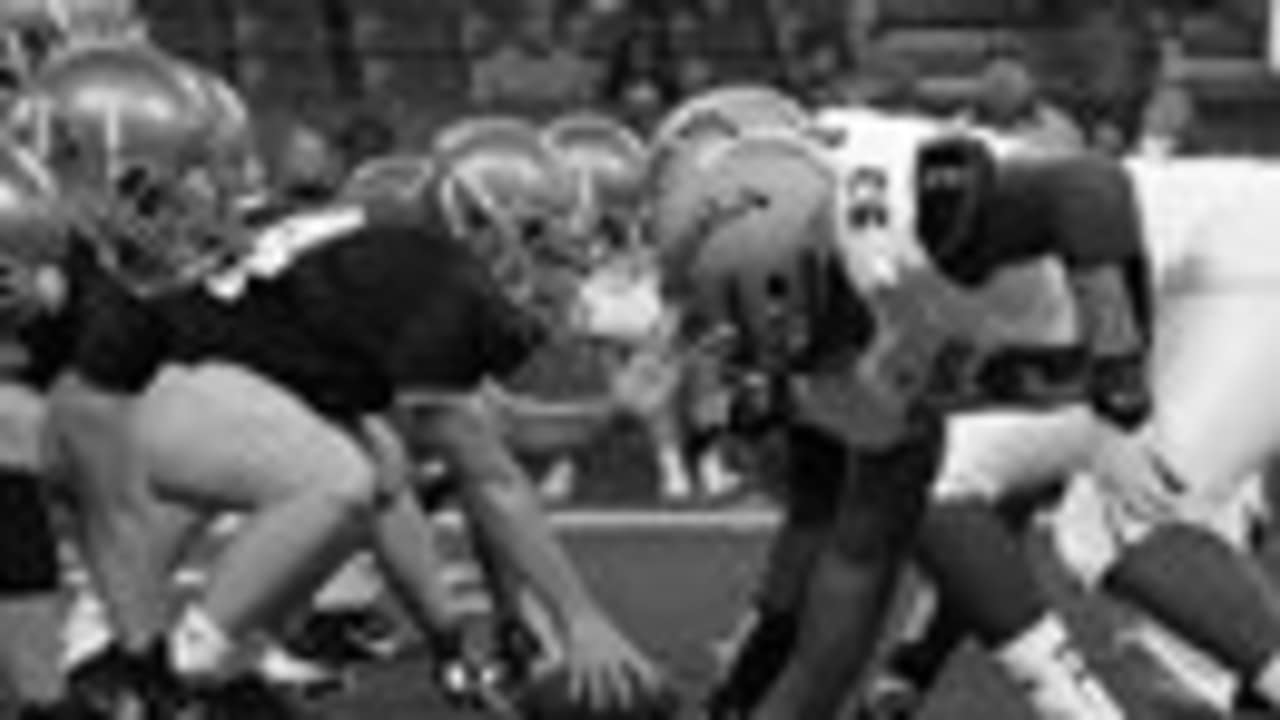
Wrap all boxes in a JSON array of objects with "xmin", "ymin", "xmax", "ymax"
[
  {"xmin": 397, "ymin": 392, "xmax": 662, "ymax": 704},
  {"xmin": 1051, "ymin": 158, "xmax": 1152, "ymax": 428},
  {"xmin": 400, "ymin": 392, "xmax": 602, "ymax": 622}
]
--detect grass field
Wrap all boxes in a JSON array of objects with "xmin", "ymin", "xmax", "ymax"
[{"xmin": 283, "ymin": 509, "xmax": 1275, "ymax": 720}]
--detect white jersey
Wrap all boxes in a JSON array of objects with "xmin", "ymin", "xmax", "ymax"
[
  {"xmin": 1125, "ymin": 156, "xmax": 1280, "ymax": 295},
  {"xmin": 814, "ymin": 106, "xmax": 1080, "ymax": 357}
]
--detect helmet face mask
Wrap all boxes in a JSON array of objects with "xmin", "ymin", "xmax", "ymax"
[
  {"xmin": 82, "ymin": 161, "xmax": 244, "ymax": 296},
  {"xmin": 543, "ymin": 112, "xmax": 647, "ymax": 263},
  {"xmin": 653, "ymin": 132, "xmax": 876, "ymax": 433},
  {"xmin": 436, "ymin": 118, "xmax": 592, "ymax": 324},
  {"xmin": 17, "ymin": 46, "xmax": 248, "ymax": 296}
]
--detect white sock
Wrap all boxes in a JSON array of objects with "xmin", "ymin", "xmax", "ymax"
[
  {"xmin": 313, "ymin": 553, "xmax": 383, "ymax": 612},
  {"xmin": 995, "ymin": 614, "xmax": 1127, "ymax": 720},
  {"xmin": 657, "ymin": 445, "xmax": 693, "ymax": 500},
  {"xmin": 169, "ymin": 606, "xmax": 264, "ymax": 684},
  {"xmin": 1123, "ymin": 616, "xmax": 1236, "ymax": 713}
]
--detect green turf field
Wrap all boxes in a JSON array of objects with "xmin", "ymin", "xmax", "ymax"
[{"xmin": 295, "ymin": 509, "xmax": 1273, "ymax": 720}]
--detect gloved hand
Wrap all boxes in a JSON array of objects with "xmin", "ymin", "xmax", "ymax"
[{"xmin": 1087, "ymin": 353, "xmax": 1151, "ymax": 430}]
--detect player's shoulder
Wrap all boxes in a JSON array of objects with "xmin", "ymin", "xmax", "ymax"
[{"xmin": 994, "ymin": 151, "xmax": 1134, "ymax": 219}]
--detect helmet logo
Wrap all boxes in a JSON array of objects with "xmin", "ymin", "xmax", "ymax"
[{"xmin": 676, "ymin": 186, "xmax": 768, "ymax": 271}]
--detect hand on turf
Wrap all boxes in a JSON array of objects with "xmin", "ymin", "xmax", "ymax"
[{"xmin": 561, "ymin": 613, "xmax": 666, "ymax": 712}]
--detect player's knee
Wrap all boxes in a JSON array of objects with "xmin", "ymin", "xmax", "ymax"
[
  {"xmin": 0, "ymin": 471, "xmax": 60, "ymax": 595},
  {"xmin": 310, "ymin": 458, "xmax": 382, "ymax": 519}
]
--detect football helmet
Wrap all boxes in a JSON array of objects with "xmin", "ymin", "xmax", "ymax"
[
  {"xmin": 15, "ymin": 44, "xmax": 244, "ymax": 296},
  {"xmin": 339, "ymin": 152, "xmax": 435, "ymax": 220},
  {"xmin": 646, "ymin": 84, "xmax": 810, "ymax": 201},
  {"xmin": 542, "ymin": 111, "xmax": 646, "ymax": 255},
  {"xmin": 657, "ymin": 132, "xmax": 862, "ymax": 374},
  {"xmin": 650, "ymin": 84, "xmax": 810, "ymax": 155},
  {"xmin": 434, "ymin": 115, "xmax": 583, "ymax": 316},
  {"xmin": 190, "ymin": 68, "xmax": 266, "ymax": 213},
  {"xmin": 0, "ymin": 0, "xmax": 140, "ymax": 83}
]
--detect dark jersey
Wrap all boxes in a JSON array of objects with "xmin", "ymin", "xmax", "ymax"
[
  {"xmin": 161, "ymin": 204, "xmax": 544, "ymax": 417},
  {"xmin": 16, "ymin": 240, "xmax": 167, "ymax": 392},
  {"xmin": 17, "ymin": 203, "xmax": 543, "ymax": 416}
]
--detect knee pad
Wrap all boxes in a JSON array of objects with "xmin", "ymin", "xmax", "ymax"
[{"xmin": 0, "ymin": 470, "xmax": 60, "ymax": 595}]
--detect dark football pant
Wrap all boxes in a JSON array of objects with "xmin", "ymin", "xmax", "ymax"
[{"xmin": 0, "ymin": 469, "xmax": 60, "ymax": 596}]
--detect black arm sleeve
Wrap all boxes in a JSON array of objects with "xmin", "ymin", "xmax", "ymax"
[{"xmin": 66, "ymin": 271, "xmax": 170, "ymax": 394}]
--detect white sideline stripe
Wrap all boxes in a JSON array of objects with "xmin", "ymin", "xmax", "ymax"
[
  {"xmin": 433, "ymin": 508, "xmax": 780, "ymax": 532},
  {"xmin": 193, "ymin": 509, "xmax": 781, "ymax": 538},
  {"xmin": 61, "ymin": 510, "xmax": 778, "ymax": 589}
]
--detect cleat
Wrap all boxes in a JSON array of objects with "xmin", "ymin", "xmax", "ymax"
[
  {"xmin": 281, "ymin": 608, "xmax": 400, "ymax": 668},
  {"xmin": 67, "ymin": 643, "xmax": 187, "ymax": 720},
  {"xmin": 851, "ymin": 672, "xmax": 924, "ymax": 720}
]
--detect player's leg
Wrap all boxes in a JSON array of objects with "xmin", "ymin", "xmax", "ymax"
[
  {"xmin": 424, "ymin": 399, "xmax": 666, "ymax": 710},
  {"xmin": 1055, "ymin": 470, "xmax": 1260, "ymax": 715},
  {"xmin": 134, "ymin": 364, "xmax": 378, "ymax": 686},
  {"xmin": 753, "ymin": 424, "xmax": 942, "ymax": 720},
  {"xmin": 707, "ymin": 425, "xmax": 843, "ymax": 718},
  {"xmin": 904, "ymin": 408, "xmax": 1124, "ymax": 720},
  {"xmin": 46, "ymin": 376, "xmax": 177, "ymax": 663},
  {"xmin": 859, "ymin": 410, "xmax": 1123, "ymax": 720},
  {"xmin": 1089, "ymin": 288, "xmax": 1280, "ymax": 709},
  {"xmin": 0, "ymin": 467, "xmax": 98, "ymax": 719},
  {"xmin": 0, "ymin": 383, "xmax": 77, "ymax": 715}
]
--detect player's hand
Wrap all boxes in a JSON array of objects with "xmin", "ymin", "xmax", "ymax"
[
  {"xmin": 1089, "ymin": 431, "xmax": 1185, "ymax": 525},
  {"xmin": 608, "ymin": 344, "xmax": 683, "ymax": 421},
  {"xmin": 560, "ymin": 613, "xmax": 666, "ymax": 712}
]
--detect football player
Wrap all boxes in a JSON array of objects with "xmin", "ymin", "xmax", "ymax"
[
  {"xmin": 670, "ymin": 103, "xmax": 1280, "ymax": 719},
  {"xmin": 27, "ymin": 48, "xmax": 672, "ymax": 716},
  {"xmin": 819, "ymin": 107, "xmax": 1280, "ymax": 720},
  {"xmin": 863, "ymin": 145, "xmax": 1280, "ymax": 718},
  {"xmin": 398, "ymin": 114, "xmax": 675, "ymax": 711},
  {"xmin": 644, "ymin": 87, "xmax": 879, "ymax": 720},
  {"xmin": 539, "ymin": 109, "xmax": 694, "ymax": 501}
]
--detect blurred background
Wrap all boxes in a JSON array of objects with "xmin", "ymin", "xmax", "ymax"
[
  {"xmin": 102, "ymin": 0, "xmax": 1280, "ymax": 509},
  {"xmin": 133, "ymin": 0, "xmax": 1280, "ymax": 167}
]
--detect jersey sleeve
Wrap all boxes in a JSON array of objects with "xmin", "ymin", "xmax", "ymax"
[
  {"xmin": 65, "ymin": 262, "xmax": 171, "ymax": 394},
  {"xmin": 1046, "ymin": 156, "xmax": 1145, "ymax": 268}
]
